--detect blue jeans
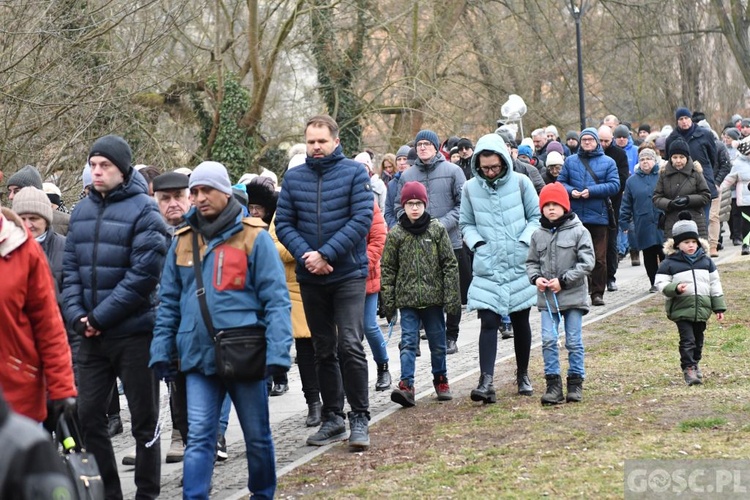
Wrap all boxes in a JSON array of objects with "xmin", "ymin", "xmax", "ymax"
[
  {"xmin": 540, "ymin": 308, "xmax": 585, "ymax": 378},
  {"xmin": 399, "ymin": 306, "xmax": 447, "ymax": 386},
  {"xmin": 183, "ymin": 373, "xmax": 275, "ymax": 499},
  {"xmin": 364, "ymin": 293, "xmax": 389, "ymax": 364},
  {"xmin": 218, "ymin": 393, "xmax": 231, "ymax": 436}
]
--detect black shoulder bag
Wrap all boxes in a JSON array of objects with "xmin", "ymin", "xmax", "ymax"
[
  {"xmin": 579, "ymin": 156, "xmax": 617, "ymax": 230},
  {"xmin": 192, "ymin": 231, "xmax": 267, "ymax": 381}
]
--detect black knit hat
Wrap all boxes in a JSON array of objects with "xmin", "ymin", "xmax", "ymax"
[
  {"xmin": 88, "ymin": 135, "xmax": 132, "ymax": 176},
  {"xmin": 668, "ymin": 139, "xmax": 691, "ymax": 159},
  {"xmin": 456, "ymin": 138, "xmax": 473, "ymax": 150}
]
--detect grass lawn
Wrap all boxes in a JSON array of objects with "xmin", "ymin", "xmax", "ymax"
[{"xmin": 278, "ymin": 262, "xmax": 750, "ymax": 499}]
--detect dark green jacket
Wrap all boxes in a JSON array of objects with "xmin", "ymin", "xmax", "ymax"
[{"xmin": 381, "ymin": 218, "xmax": 460, "ymax": 316}]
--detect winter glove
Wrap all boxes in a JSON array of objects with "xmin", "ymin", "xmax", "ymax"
[
  {"xmin": 50, "ymin": 397, "xmax": 77, "ymax": 423},
  {"xmin": 385, "ymin": 309, "xmax": 396, "ymax": 325},
  {"xmin": 265, "ymin": 364, "xmax": 288, "ymax": 379},
  {"xmin": 152, "ymin": 361, "xmax": 178, "ymax": 382},
  {"xmin": 72, "ymin": 316, "xmax": 87, "ymax": 337},
  {"xmin": 672, "ymin": 196, "xmax": 689, "ymax": 208}
]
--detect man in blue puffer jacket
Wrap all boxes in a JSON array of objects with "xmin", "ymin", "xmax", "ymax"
[
  {"xmin": 558, "ymin": 128, "xmax": 619, "ymax": 306},
  {"xmin": 62, "ymin": 135, "xmax": 168, "ymax": 500},
  {"xmin": 275, "ymin": 114, "xmax": 374, "ymax": 452}
]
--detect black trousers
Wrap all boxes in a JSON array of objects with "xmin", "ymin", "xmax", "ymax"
[
  {"xmin": 77, "ymin": 335, "xmax": 160, "ymax": 500},
  {"xmin": 584, "ymin": 224, "xmax": 609, "ymax": 297},
  {"xmin": 675, "ymin": 320, "xmax": 706, "ymax": 369},
  {"xmin": 295, "ymin": 337, "xmax": 320, "ymax": 405},
  {"xmin": 447, "ymin": 247, "xmax": 470, "ymax": 341},
  {"xmin": 170, "ymin": 374, "xmax": 188, "ymax": 442},
  {"xmin": 642, "ymin": 245, "xmax": 665, "ymax": 286}
]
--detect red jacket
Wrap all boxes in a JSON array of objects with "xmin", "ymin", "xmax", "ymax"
[
  {"xmin": 366, "ymin": 203, "xmax": 387, "ymax": 295},
  {"xmin": 0, "ymin": 208, "xmax": 76, "ymax": 422}
]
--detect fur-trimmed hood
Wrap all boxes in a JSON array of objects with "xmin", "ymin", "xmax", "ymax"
[{"xmin": 663, "ymin": 237, "xmax": 710, "ymax": 255}]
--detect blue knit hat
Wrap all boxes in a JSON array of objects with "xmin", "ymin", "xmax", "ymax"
[
  {"xmin": 517, "ymin": 145, "xmax": 533, "ymax": 158},
  {"xmin": 675, "ymin": 107, "xmax": 692, "ymax": 120},
  {"xmin": 414, "ymin": 130, "xmax": 439, "ymax": 150},
  {"xmin": 189, "ymin": 161, "xmax": 233, "ymax": 196},
  {"xmin": 579, "ymin": 127, "xmax": 600, "ymax": 144}
]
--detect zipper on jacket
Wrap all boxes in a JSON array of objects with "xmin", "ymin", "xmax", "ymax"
[
  {"xmin": 91, "ymin": 200, "xmax": 105, "ymax": 308},
  {"xmin": 317, "ymin": 174, "xmax": 323, "ymax": 248},
  {"xmin": 217, "ymin": 249, "xmax": 224, "ymax": 286}
]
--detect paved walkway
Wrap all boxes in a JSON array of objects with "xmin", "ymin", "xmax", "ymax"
[{"xmin": 110, "ymin": 243, "xmax": 743, "ymax": 499}]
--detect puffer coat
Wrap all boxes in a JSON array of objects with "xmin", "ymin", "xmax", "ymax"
[
  {"xmin": 652, "ymin": 159, "xmax": 711, "ymax": 238},
  {"xmin": 619, "ymin": 164, "xmax": 665, "ymax": 249}
]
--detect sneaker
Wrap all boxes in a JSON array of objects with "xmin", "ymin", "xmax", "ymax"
[
  {"xmin": 390, "ymin": 381, "xmax": 416, "ymax": 407},
  {"xmin": 121, "ymin": 451, "xmax": 136, "ymax": 466},
  {"xmin": 607, "ymin": 280, "xmax": 618, "ymax": 292},
  {"xmin": 743, "ymin": 245, "xmax": 750, "ymax": 256},
  {"xmin": 216, "ymin": 435, "xmax": 228, "ymax": 461},
  {"xmin": 733, "ymin": 238, "xmax": 743, "ymax": 246},
  {"xmin": 270, "ymin": 383, "xmax": 289, "ymax": 396},
  {"xmin": 695, "ymin": 365, "xmax": 703, "ymax": 380},
  {"xmin": 649, "ymin": 285, "xmax": 659, "ymax": 293},
  {"xmin": 446, "ymin": 339, "xmax": 458, "ymax": 355},
  {"xmin": 348, "ymin": 413, "xmax": 370, "ymax": 452},
  {"xmin": 108, "ymin": 414, "xmax": 123, "ymax": 437},
  {"xmin": 434, "ymin": 375, "xmax": 453, "ymax": 401},
  {"xmin": 591, "ymin": 294, "xmax": 605, "ymax": 306},
  {"xmin": 683, "ymin": 366, "xmax": 701, "ymax": 386},
  {"xmin": 306, "ymin": 416, "xmax": 347, "ymax": 446}
]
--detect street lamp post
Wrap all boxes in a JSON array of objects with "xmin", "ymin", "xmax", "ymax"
[{"xmin": 569, "ymin": 0, "xmax": 587, "ymax": 131}]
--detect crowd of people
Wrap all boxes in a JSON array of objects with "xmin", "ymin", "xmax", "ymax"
[{"xmin": 0, "ymin": 107, "xmax": 740, "ymax": 498}]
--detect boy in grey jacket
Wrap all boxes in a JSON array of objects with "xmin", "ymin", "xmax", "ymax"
[{"xmin": 526, "ymin": 182, "xmax": 595, "ymax": 405}]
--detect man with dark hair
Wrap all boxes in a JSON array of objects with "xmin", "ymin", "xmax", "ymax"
[
  {"xmin": 276, "ymin": 114, "xmax": 374, "ymax": 451},
  {"xmin": 63, "ymin": 135, "xmax": 168, "ymax": 499},
  {"xmin": 455, "ymin": 137, "xmax": 474, "ymax": 180}
]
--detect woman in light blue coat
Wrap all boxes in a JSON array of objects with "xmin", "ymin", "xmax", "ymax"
[{"xmin": 460, "ymin": 134, "xmax": 541, "ymax": 402}]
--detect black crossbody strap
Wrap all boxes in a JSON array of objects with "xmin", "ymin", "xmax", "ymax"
[
  {"xmin": 579, "ymin": 156, "xmax": 601, "ymax": 184},
  {"xmin": 192, "ymin": 231, "xmax": 216, "ymax": 339}
]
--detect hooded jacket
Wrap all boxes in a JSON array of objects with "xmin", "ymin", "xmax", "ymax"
[
  {"xmin": 558, "ymin": 128, "xmax": 620, "ymax": 226},
  {"xmin": 654, "ymin": 240, "xmax": 726, "ymax": 322},
  {"xmin": 62, "ymin": 169, "xmax": 168, "ymax": 337},
  {"xmin": 150, "ymin": 207, "xmax": 293, "ymax": 374},
  {"xmin": 275, "ymin": 145, "xmax": 374, "ymax": 285},
  {"xmin": 617, "ymin": 135, "xmax": 639, "ymax": 173},
  {"xmin": 459, "ymin": 134, "xmax": 541, "ymax": 316},
  {"xmin": 719, "ymin": 153, "xmax": 750, "ymax": 207},
  {"xmin": 652, "ymin": 159, "xmax": 711, "ymax": 238},
  {"xmin": 526, "ymin": 213, "xmax": 595, "ymax": 313},
  {"xmin": 393, "ymin": 153, "xmax": 466, "ymax": 249},
  {"xmin": 0, "ymin": 209, "xmax": 76, "ymax": 422},
  {"xmin": 619, "ymin": 164, "xmax": 665, "ymax": 250}
]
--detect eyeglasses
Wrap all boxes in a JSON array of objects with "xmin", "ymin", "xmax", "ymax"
[
  {"xmin": 405, "ymin": 201, "xmax": 424, "ymax": 208},
  {"xmin": 479, "ymin": 164, "xmax": 502, "ymax": 173},
  {"xmin": 416, "ymin": 141, "xmax": 434, "ymax": 149},
  {"xmin": 580, "ymin": 137, "xmax": 596, "ymax": 143}
]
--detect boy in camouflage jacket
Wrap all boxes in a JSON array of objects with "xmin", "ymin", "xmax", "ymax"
[{"xmin": 381, "ymin": 181, "xmax": 460, "ymax": 407}]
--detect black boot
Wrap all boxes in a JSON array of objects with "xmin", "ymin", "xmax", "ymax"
[
  {"xmin": 305, "ymin": 401, "xmax": 322, "ymax": 427},
  {"xmin": 375, "ymin": 363, "xmax": 392, "ymax": 391},
  {"xmin": 470, "ymin": 373, "xmax": 496, "ymax": 404},
  {"xmin": 540, "ymin": 375, "xmax": 564, "ymax": 405},
  {"xmin": 566, "ymin": 375, "xmax": 584, "ymax": 403},
  {"xmin": 516, "ymin": 371, "xmax": 533, "ymax": 396}
]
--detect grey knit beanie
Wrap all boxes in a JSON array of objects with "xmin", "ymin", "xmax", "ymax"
[
  {"xmin": 672, "ymin": 212, "xmax": 700, "ymax": 246},
  {"xmin": 7, "ymin": 165, "xmax": 43, "ymax": 190},
  {"xmin": 189, "ymin": 161, "xmax": 233, "ymax": 196},
  {"xmin": 395, "ymin": 145, "xmax": 410, "ymax": 159},
  {"xmin": 12, "ymin": 186, "xmax": 53, "ymax": 227}
]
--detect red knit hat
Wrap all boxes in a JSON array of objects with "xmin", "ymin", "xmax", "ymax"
[
  {"xmin": 401, "ymin": 181, "xmax": 428, "ymax": 206},
  {"xmin": 539, "ymin": 182, "xmax": 570, "ymax": 212}
]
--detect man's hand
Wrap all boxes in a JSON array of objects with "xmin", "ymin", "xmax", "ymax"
[
  {"xmin": 571, "ymin": 190, "xmax": 582, "ymax": 199},
  {"xmin": 79, "ymin": 316, "xmax": 101, "ymax": 337},
  {"xmin": 51, "ymin": 397, "xmax": 77, "ymax": 422},
  {"xmin": 303, "ymin": 251, "xmax": 333, "ymax": 275},
  {"xmin": 152, "ymin": 361, "xmax": 177, "ymax": 382},
  {"xmin": 580, "ymin": 188, "xmax": 590, "ymax": 199}
]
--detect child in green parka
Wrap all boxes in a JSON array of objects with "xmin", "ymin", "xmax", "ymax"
[{"xmin": 381, "ymin": 181, "xmax": 460, "ymax": 408}]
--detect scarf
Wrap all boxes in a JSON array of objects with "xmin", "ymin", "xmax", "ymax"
[
  {"xmin": 677, "ymin": 123, "xmax": 697, "ymax": 138},
  {"xmin": 399, "ymin": 212, "xmax": 431, "ymax": 235},
  {"xmin": 682, "ymin": 247, "xmax": 704, "ymax": 264},
  {"xmin": 541, "ymin": 212, "xmax": 575, "ymax": 231},
  {"xmin": 194, "ymin": 197, "xmax": 243, "ymax": 241}
]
